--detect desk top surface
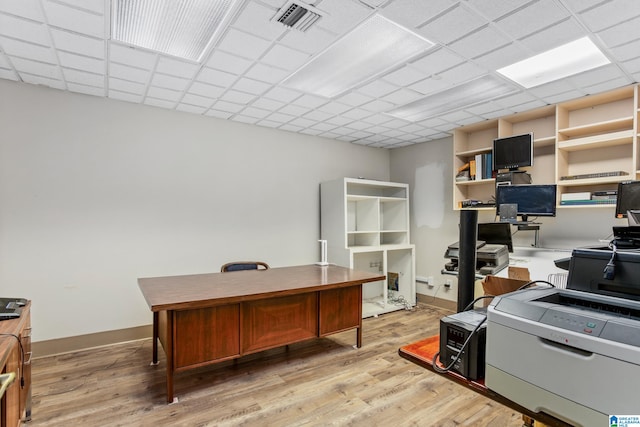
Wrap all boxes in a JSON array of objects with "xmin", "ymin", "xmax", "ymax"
[{"xmin": 138, "ymin": 264, "xmax": 385, "ymax": 311}]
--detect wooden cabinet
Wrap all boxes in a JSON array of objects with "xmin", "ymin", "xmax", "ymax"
[
  {"xmin": 452, "ymin": 84, "xmax": 640, "ymax": 211},
  {"xmin": 321, "ymin": 178, "xmax": 416, "ymax": 318},
  {"xmin": 0, "ymin": 302, "xmax": 32, "ymax": 427}
]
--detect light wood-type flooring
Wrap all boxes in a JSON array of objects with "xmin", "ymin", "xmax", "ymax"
[{"xmin": 28, "ymin": 304, "xmax": 522, "ymax": 426}]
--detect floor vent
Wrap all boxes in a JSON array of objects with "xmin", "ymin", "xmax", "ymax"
[{"xmin": 273, "ymin": 1, "xmax": 323, "ymax": 32}]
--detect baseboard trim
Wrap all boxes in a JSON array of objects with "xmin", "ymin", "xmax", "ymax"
[
  {"xmin": 33, "ymin": 325, "xmax": 152, "ymax": 358},
  {"xmin": 416, "ymin": 293, "xmax": 456, "ymax": 312}
]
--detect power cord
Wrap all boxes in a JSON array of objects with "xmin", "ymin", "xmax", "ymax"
[
  {"xmin": 0, "ymin": 333, "xmax": 25, "ymax": 388},
  {"xmin": 517, "ymin": 280, "xmax": 556, "ymax": 290},
  {"xmin": 603, "ymin": 241, "xmax": 617, "ymax": 280}
]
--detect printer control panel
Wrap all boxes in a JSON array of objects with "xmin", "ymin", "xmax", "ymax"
[{"xmin": 539, "ymin": 308, "xmax": 606, "ymax": 336}]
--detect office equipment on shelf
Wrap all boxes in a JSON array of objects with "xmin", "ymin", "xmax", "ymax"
[
  {"xmin": 444, "ymin": 241, "xmax": 509, "ymax": 275},
  {"xmin": 559, "ymin": 170, "xmax": 628, "ymax": 181},
  {"xmin": 495, "ymin": 170, "xmax": 532, "ymax": 186},
  {"xmin": 615, "ymin": 180, "xmax": 640, "ymax": 225},
  {"xmin": 495, "ymin": 184, "xmax": 557, "ymax": 223},
  {"xmin": 439, "ymin": 309, "xmax": 487, "ymax": 380},
  {"xmin": 492, "ymin": 132, "xmax": 533, "ymax": 171},
  {"xmin": 478, "ymin": 222, "xmax": 513, "ymax": 252},
  {"xmin": 0, "ymin": 297, "xmax": 27, "ymax": 320},
  {"xmin": 485, "ymin": 247, "xmax": 640, "ymax": 426}
]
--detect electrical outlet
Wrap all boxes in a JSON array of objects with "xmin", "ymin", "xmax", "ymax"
[
  {"xmin": 444, "ymin": 279, "xmax": 452, "ymax": 289},
  {"xmin": 427, "ymin": 276, "xmax": 434, "ymax": 288}
]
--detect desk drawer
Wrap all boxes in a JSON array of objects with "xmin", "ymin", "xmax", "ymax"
[
  {"xmin": 173, "ymin": 304, "xmax": 240, "ymax": 369},
  {"xmin": 242, "ymin": 293, "xmax": 318, "ymax": 354}
]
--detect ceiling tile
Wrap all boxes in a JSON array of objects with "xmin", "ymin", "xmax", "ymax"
[
  {"xmin": 67, "ymin": 82, "xmax": 104, "ymax": 96},
  {"xmin": 212, "ymin": 100, "xmax": 244, "ymax": 113},
  {"xmin": 448, "ymin": 25, "xmax": 511, "ymax": 59},
  {"xmin": 196, "ymin": 67, "xmax": 237, "ymax": 87},
  {"xmin": 278, "ymin": 104, "xmax": 310, "ymax": 116},
  {"xmin": 144, "ymin": 97, "xmax": 177, "ymax": 109},
  {"xmin": 0, "ymin": 0, "xmax": 44, "ymax": 21},
  {"xmin": 231, "ymin": 1, "xmax": 285, "ymax": 40},
  {"xmin": 264, "ymin": 86, "xmax": 302, "ymax": 103},
  {"xmin": 109, "ymin": 43, "xmax": 157, "ymax": 70},
  {"xmin": 381, "ymin": 88, "xmax": 423, "ymax": 105},
  {"xmin": 410, "ymin": 48, "xmax": 464, "ymax": 76},
  {"xmin": 217, "ymin": 28, "xmax": 272, "ymax": 60},
  {"xmin": 519, "ymin": 18, "xmax": 585, "ymax": 53},
  {"xmin": 59, "ymin": 0, "xmax": 105, "ymax": 14},
  {"xmin": 360, "ymin": 99, "xmax": 395, "ymax": 113},
  {"xmin": 266, "ymin": 112, "xmax": 295, "ymax": 123},
  {"xmin": 220, "ymin": 89, "xmax": 255, "ymax": 104},
  {"xmin": 303, "ymin": 110, "xmax": 333, "ymax": 121},
  {"xmin": 233, "ymin": 77, "xmax": 271, "ymax": 95},
  {"xmin": 578, "ymin": 0, "xmax": 640, "ymax": 33},
  {"xmin": 560, "ymin": 0, "xmax": 609, "ymax": 13},
  {"xmin": 21, "ymin": 72, "xmax": 64, "ymax": 88},
  {"xmin": 336, "ymin": 92, "xmax": 374, "ymax": 107},
  {"xmin": 109, "ymin": 63, "xmax": 151, "ymax": 83},
  {"xmin": 42, "ymin": 1, "xmax": 104, "ymax": 38},
  {"xmin": 244, "ymin": 62, "xmax": 288, "ymax": 84},
  {"xmin": 176, "ymin": 103, "xmax": 207, "ymax": 114},
  {"xmin": 418, "ymin": 4, "xmax": 487, "ymax": 44},
  {"xmin": 465, "ymin": 0, "xmax": 533, "ymax": 21},
  {"xmin": 109, "ymin": 77, "xmax": 145, "ymax": 95},
  {"xmin": 181, "ymin": 93, "xmax": 215, "ymax": 108},
  {"xmin": 156, "ymin": 57, "xmax": 200, "ymax": 78},
  {"xmin": 188, "ymin": 82, "xmax": 225, "ymax": 99},
  {"xmin": 63, "ymin": 68, "xmax": 103, "ymax": 87},
  {"xmin": 0, "ymin": 13, "xmax": 50, "ymax": 45},
  {"xmin": 496, "ymin": 0, "xmax": 570, "ymax": 40},
  {"xmin": 381, "ymin": 0, "xmax": 458, "ymax": 29},
  {"xmin": 382, "ymin": 65, "xmax": 428, "ymax": 86},
  {"xmin": 110, "ymin": 90, "xmax": 142, "ymax": 103},
  {"xmin": 252, "ymin": 97, "xmax": 284, "ymax": 111},
  {"xmin": 472, "ymin": 43, "xmax": 528, "ymax": 70},
  {"xmin": 261, "ymin": 44, "xmax": 310, "ymax": 71},
  {"xmin": 241, "ymin": 106, "xmax": 272, "ymax": 119},
  {"xmin": 597, "ymin": 15, "xmax": 640, "ymax": 48},
  {"xmin": 11, "ymin": 56, "xmax": 61, "ymax": 79},
  {"xmin": 205, "ymin": 50, "xmax": 253, "ymax": 74},
  {"xmin": 50, "ymin": 29, "xmax": 104, "ymax": 59},
  {"xmin": 278, "ymin": 25, "xmax": 336, "ymax": 55},
  {"xmin": 317, "ymin": 101, "xmax": 351, "ymax": 115},
  {"xmin": 58, "ymin": 51, "xmax": 104, "ymax": 74},
  {"xmin": 205, "ymin": 109, "xmax": 233, "ymax": 119},
  {"xmin": 409, "ymin": 76, "xmax": 453, "ymax": 96},
  {"xmin": 313, "ymin": 0, "xmax": 371, "ymax": 35},
  {"xmin": 0, "ymin": 37, "xmax": 56, "ymax": 63},
  {"xmin": 291, "ymin": 94, "xmax": 328, "ymax": 109},
  {"xmin": 357, "ymin": 80, "xmax": 399, "ymax": 98},
  {"xmin": 147, "ymin": 86, "xmax": 182, "ymax": 102},
  {"xmin": 150, "ymin": 73, "xmax": 190, "ymax": 91}
]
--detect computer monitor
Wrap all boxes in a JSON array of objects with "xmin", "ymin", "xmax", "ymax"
[
  {"xmin": 495, "ymin": 184, "xmax": 557, "ymax": 223},
  {"xmin": 615, "ymin": 180, "xmax": 640, "ymax": 225},
  {"xmin": 478, "ymin": 222, "xmax": 513, "ymax": 252},
  {"xmin": 492, "ymin": 133, "xmax": 533, "ymax": 171}
]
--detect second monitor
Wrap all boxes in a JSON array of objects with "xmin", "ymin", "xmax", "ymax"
[{"xmin": 496, "ymin": 184, "xmax": 557, "ymax": 223}]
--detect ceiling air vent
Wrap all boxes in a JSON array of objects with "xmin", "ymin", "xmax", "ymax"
[{"xmin": 272, "ymin": 1, "xmax": 323, "ymax": 32}]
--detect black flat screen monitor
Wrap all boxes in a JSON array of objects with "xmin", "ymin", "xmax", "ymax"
[
  {"xmin": 478, "ymin": 222, "xmax": 513, "ymax": 252},
  {"xmin": 615, "ymin": 181, "xmax": 640, "ymax": 222},
  {"xmin": 495, "ymin": 184, "xmax": 557, "ymax": 222},
  {"xmin": 493, "ymin": 133, "xmax": 533, "ymax": 171}
]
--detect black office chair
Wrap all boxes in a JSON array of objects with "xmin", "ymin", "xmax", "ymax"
[{"xmin": 220, "ymin": 261, "xmax": 270, "ymax": 272}]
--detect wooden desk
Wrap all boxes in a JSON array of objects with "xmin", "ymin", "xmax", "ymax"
[
  {"xmin": 138, "ymin": 264, "xmax": 385, "ymax": 402},
  {"xmin": 399, "ymin": 336, "xmax": 571, "ymax": 427},
  {"xmin": 0, "ymin": 302, "xmax": 32, "ymax": 426}
]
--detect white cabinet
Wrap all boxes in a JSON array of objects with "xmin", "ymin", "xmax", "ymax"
[{"xmin": 321, "ymin": 178, "xmax": 416, "ymax": 318}]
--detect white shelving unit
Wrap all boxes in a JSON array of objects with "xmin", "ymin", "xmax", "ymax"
[{"xmin": 321, "ymin": 178, "xmax": 416, "ymax": 318}]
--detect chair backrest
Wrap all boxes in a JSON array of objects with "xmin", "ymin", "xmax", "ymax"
[{"xmin": 221, "ymin": 261, "xmax": 270, "ymax": 272}]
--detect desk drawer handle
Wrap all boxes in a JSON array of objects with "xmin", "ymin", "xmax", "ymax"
[
  {"xmin": 24, "ymin": 351, "xmax": 33, "ymax": 365},
  {"xmin": 23, "ymin": 327, "xmax": 32, "ymax": 339}
]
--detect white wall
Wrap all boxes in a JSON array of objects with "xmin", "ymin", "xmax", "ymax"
[
  {"xmin": 390, "ymin": 137, "xmax": 623, "ymax": 302},
  {"xmin": 0, "ymin": 80, "xmax": 390, "ymax": 342}
]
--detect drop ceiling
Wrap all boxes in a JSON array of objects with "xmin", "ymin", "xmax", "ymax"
[{"xmin": 1, "ymin": 0, "xmax": 639, "ymax": 148}]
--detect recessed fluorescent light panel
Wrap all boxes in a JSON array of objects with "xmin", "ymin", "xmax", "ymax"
[
  {"xmin": 497, "ymin": 37, "xmax": 611, "ymax": 88},
  {"xmin": 111, "ymin": 0, "xmax": 240, "ymax": 62},
  {"xmin": 387, "ymin": 75, "xmax": 517, "ymax": 121},
  {"xmin": 282, "ymin": 14, "xmax": 434, "ymax": 98}
]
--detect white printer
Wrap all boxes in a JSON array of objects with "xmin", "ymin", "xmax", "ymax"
[{"xmin": 485, "ymin": 247, "xmax": 640, "ymax": 427}]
